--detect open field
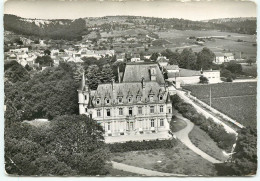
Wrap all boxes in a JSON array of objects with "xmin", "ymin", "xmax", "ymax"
[
  {"xmin": 111, "ymin": 140, "xmax": 217, "ymax": 176},
  {"xmin": 189, "ymin": 126, "xmax": 228, "ymax": 162},
  {"xmin": 155, "ymin": 30, "xmax": 256, "ymax": 58},
  {"xmin": 183, "ymin": 82, "xmax": 257, "ymax": 128}
]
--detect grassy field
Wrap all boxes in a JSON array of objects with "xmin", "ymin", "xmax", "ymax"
[
  {"xmin": 171, "ymin": 116, "xmax": 187, "ymax": 133},
  {"xmin": 189, "ymin": 126, "xmax": 228, "ymax": 162},
  {"xmin": 155, "ymin": 30, "xmax": 256, "ymax": 59},
  {"xmin": 108, "ymin": 168, "xmax": 141, "ymax": 176},
  {"xmin": 111, "ymin": 140, "xmax": 217, "ymax": 176},
  {"xmin": 183, "ymin": 82, "xmax": 257, "ymax": 127}
]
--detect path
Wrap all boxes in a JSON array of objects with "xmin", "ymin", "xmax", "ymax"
[
  {"xmin": 232, "ymin": 78, "xmax": 257, "ymax": 83},
  {"xmin": 111, "ymin": 161, "xmax": 186, "ymax": 177},
  {"xmin": 174, "ymin": 114, "xmax": 222, "ymax": 164},
  {"xmin": 177, "ymin": 90, "xmax": 237, "ymax": 135}
]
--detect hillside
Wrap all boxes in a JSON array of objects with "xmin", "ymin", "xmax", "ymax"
[{"xmin": 4, "ymin": 14, "xmax": 257, "ymax": 41}]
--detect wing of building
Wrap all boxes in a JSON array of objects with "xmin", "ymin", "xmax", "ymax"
[{"xmin": 78, "ymin": 62, "xmax": 173, "ymax": 137}]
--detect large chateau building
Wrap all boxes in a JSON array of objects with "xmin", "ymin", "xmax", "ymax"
[{"xmin": 78, "ymin": 62, "xmax": 173, "ymax": 136}]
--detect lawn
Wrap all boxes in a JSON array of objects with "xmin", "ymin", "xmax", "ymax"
[
  {"xmin": 241, "ymin": 63, "xmax": 257, "ymax": 77},
  {"xmin": 108, "ymin": 168, "xmax": 141, "ymax": 176},
  {"xmin": 189, "ymin": 126, "xmax": 228, "ymax": 162},
  {"xmin": 111, "ymin": 140, "xmax": 217, "ymax": 176},
  {"xmin": 171, "ymin": 116, "xmax": 187, "ymax": 133},
  {"xmin": 183, "ymin": 82, "xmax": 257, "ymax": 127}
]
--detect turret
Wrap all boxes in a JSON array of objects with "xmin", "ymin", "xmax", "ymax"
[{"xmin": 78, "ymin": 72, "xmax": 90, "ymax": 114}]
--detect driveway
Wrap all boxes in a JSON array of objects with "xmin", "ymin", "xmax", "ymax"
[{"xmin": 174, "ymin": 114, "xmax": 222, "ymax": 164}]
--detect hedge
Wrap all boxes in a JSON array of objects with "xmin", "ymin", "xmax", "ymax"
[
  {"xmin": 108, "ymin": 139, "xmax": 177, "ymax": 153},
  {"xmin": 171, "ymin": 94, "xmax": 236, "ymax": 151}
]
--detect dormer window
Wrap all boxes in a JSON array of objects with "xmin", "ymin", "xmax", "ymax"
[
  {"xmin": 106, "ymin": 98, "xmax": 110, "ymax": 104},
  {"xmin": 150, "ymin": 95, "xmax": 154, "ymax": 102},
  {"xmin": 137, "ymin": 96, "xmax": 141, "ymax": 102},
  {"xmin": 118, "ymin": 97, "xmax": 122, "ymax": 103},
  {"xmin": 96, "ymin": 99, "xmax": 100, "ymax": 105},
  {"xmin": 128, "ymin": 97, "xmax": 132, "ymax": 103},
  {"xmin": 159, "ymin": 95, "xmax": 163, "ymax": 101}
]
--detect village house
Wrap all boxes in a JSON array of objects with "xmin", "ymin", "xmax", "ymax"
[
  {"xmin": 157, "ymin": 56, "xmax": 169, "ymax": 67},
  {"xmin": 202, "ymin": 70, "xmax": 221, "ymax": 84},
  {"xmin": 78, "ymin": 62, "xmax": 173, "ymax": 137},
  {"xmin": 214, "ymin": 52, "xmax": 235, "ymax": 64},
  {"xmin": 130, "ymin": 54, "xmax": 142, "ymax": 62}
]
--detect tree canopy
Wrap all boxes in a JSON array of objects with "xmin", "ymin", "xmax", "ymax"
[
  {"xmin": 196, "ymin": 47, "xmax": 215, "ymax": 70},
  {"xmin": 179, "ymin": 48, "xmax": 197, "ymax": 69}
]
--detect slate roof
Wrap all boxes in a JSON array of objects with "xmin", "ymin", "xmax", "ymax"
[
  {"xmin": 89, "ymin": 81, "xmax": 167, "ymax": 107},
  {"xmin": 166, "ymin": 65, "xmax": 179, "ymax": 70},
  {"xmin": 122, "ymin": 62, "xmax": 165, "ymax": 85},
  {"xmin": 176, "ymin": 68, "xmax": 201, "ymax": 77}
]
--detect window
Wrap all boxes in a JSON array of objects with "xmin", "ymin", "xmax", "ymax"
[
  {"xmin": 106, "ymin": 99, "xmax": 110, "ymax": 104},
  {"xmin": 128, "ymin": 97, "xmax": 132, "ymax": 103},
  {"xmin": 118, "ymin": 97, "xmax": 122, "ymax": 103},
  {"xmin": 138, "ymin": 107, "xmax": 142, "ymax": 115},
  {"xmin": 96, "ymin": 99, "xmax": 100, "ymax": 105},
  {"xmin": 85, "ymin": 108, "xmax": 88, "ymax": 112},
  {"xmin": 119, "ymin": 108, "xmax": 123, "ymax": 115},
  {"xmin": 151, "ymin": 119, "xmax": 155, "ymax": 128},
  {"xmin": 97, "ymin": 109, "xmax": 101, "ymax": 117},
  {"xmin": 150, "ymin": 106, "xmax": 154, "ymax": 113},
  {"xmin": 160, "ymin": 105, "xmax": 164, "ymax": 113},
  {"xmin": 160, "ymin": 119, "xmax": 164, "ymax": 127},
  {"xmin": 85, "ymin": 95, "xmax": 87, "ymax": 100},
  {"xmin": 168, "ymin": 108, "xmax": 171, "ymax": 113},
  {"xmin": 129, "ymin": 107, "xmax": 133, "ymax": 116},
  {"xmin": 150, "ymin": 95, "xmax": 154, "ymax": 102},
  {"xmin": 159, "ymin": 95, "xmax": 163, "ymax": 101},
  {"xmin": 107, "ymin": 123, "xmax": 111, "ymax": 131},
  {"xmin": 107, "ymin": 109, "xmax": 111, "ymax": 116}
]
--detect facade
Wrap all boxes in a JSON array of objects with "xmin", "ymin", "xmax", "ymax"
[
  {"xmin": 214, "ymin": 52, "xmax": 235, "ymax": 64},
  {"xmin": 78, "ymin": 62, "xmax": 173, "ymax": 136},
  {"xmin": 202, "ymin": 70, "xmax": 221, "ymax": 84}
]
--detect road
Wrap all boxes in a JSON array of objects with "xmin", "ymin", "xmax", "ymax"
[
  {"xmin": 111, "ymin": 161, "xmax": 186, "ymax": 177},
  {"xmin": 177, "ymin": 90, "xmax": 237, "ymax": 135},
  {"xmin": 174, "ymin": 114, "xmax": 222, "ymax": 164}
]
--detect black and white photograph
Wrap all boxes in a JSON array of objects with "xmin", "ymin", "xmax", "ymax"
[{"xmin": 2, "ymin": 0, "xmax": 257, "ymax": 177}]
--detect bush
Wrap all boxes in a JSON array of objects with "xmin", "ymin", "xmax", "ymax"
[{"xmin": 108, "ymin": 139, "xmax": 177, "ymax": 153}]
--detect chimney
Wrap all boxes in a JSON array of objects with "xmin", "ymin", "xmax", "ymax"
[
  {"xmin": 117, "ymin": 66, "xmax": 121, "ymax": 83},
  {"xmin": 81, "ymin": 71, "xmax": 85, "ymax": 88}
]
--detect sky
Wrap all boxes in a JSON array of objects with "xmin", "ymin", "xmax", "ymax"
[{"xmin": 3, "ymin": 0, "xmax": 257, "ymax": 21}]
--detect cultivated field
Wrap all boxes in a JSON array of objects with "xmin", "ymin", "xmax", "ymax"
[
  {"xmin": 183, "ymin": 82, "xmax": 257, "ymax": 128},
  {"xmin": 155, "ymin": 30, "xmax": 257, "ymax": 59}
]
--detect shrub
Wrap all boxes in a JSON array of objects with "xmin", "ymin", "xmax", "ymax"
[
  {"xmin": 171, "ymin": 94, "xmax": 236, "ymax": 152},
  {"xmin": 108, "ymin": 139, "xmax": 177, "ymax": 153}
]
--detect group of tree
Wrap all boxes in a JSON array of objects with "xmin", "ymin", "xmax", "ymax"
[
  {"xmin": 152, "ymin": 47, "xmax": 215, "ymax": 70},
  {"xmin": 82, "ymin": 57, "xmax": 123, "ymax": 90},
  {"xmin": 4, "ymin": 62, "xmax": 80, "ymax": 123},
  {"xmin": 4, "ymin": 61, "xmax": 30, "ymax": 83},
  {"xmin": 35, "ymin": 55, "xmax": 54, "ymax": 67},
  {"xmin": 215, "ymin": 127, "xmax": 257, "ymax": 176},
  {"xmin": 5, "ymin": 115, "xmax": 111, "ymax": 176}
]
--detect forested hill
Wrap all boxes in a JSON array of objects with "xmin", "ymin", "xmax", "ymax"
[
  {"xmin": 4, "ymin": 14, "xmax": 256, "ymax": 41},
  {"xmin": 203, "ymin": 17, "xmax": 257, "ymax": 35},
  {"xmin": 4, "ymin": 14, "xmax": 88, "ymax": 40}
]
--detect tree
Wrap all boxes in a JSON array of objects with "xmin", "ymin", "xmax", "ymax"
[
  {"xmin": 4, "ymin": 63, "xmax": 79, "ymax": 122},
  {"xmin": 48, "ymin": 115, "xmax": 110, "ymax": 175},
  {"xmin": 86, "ymin": 65, "xmax": 102, "ymax": 90},
  {"xmin": 100, "ymin": 64, "xmax": 115, "ymax": 83},
  {"xmin": 196, "ymin": 47, "xmax": 215, "ymax": 70},
  {"xmin": 246, "ymin": 58, "xmax": 254, "ymax": 66},
  {"xmin": 4, "ymin": 61, "xmax": 30, "ymax": 83},
  {"xmin": 44, "ymin": 49, "xmax": 51, "ymax": 56},
  {"xmin": 35, "ymin": 56, "xmax": 54, "ymax": 67},
  {"xmin": 179, "ymin": 48, "xmax": 196, "ymax": 69},
  {"xmin": 150, "ymin": 52, "xmax": 159, "ymax": 61},
  {"xmin": 226, "ymin": 62, "xmax": 242, "ymax": 74},
  {"xmin": 199, "ymin": 76, "xmax": 208, "ymax": 84}
]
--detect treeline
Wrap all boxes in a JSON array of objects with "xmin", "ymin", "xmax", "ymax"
[{"xmin": 4, "ymin": 14, "xmax": 89, "ymax": 40}]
